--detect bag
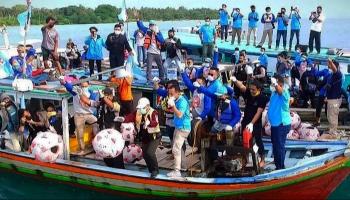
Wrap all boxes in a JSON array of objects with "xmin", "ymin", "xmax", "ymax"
[
  {"xmin": 243, "ymin": 128, "xmax": 252, "ymax": 149},
  {"xmin": 12, "ymin": 76, "xmax": 34, "ymax": 92}
]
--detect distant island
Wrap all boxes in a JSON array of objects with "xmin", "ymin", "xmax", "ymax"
[{"xmin": 0, "ymin": 5, "xmax": 218, "ymax": 26}]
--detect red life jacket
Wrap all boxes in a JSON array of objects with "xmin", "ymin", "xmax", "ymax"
[{"xmin": 143, "ymin": 31, "xmax": 161, "ymax": 50}]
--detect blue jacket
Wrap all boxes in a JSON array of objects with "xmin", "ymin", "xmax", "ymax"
[
  {"xmin": 136, "ymin": 20, "xmax": 165, "ymax": 44},
  {"xmin": 217, "ymin": 98, "xmax": 241, "ymax": 127},
  {"xmin": 231, "ymin": 13, "xmax": 243, "ymax": 29},
  {"xmin": 198, "ymin": 79, "xmax": 227, "ymax": 117},
  {"xmin": 258, "ymin": 54, "xmax": 268, "ymax": 68},
  {"xmin": 248, "ymin": 12, "xmax": 259, "ymax": 28},
  {"xmin": 294, "ymin": 52, "xmax": 302, "ymax": 66},
  {"xmin": 290, "ymin": 13, "xmax": 301, "ymax": 30},
  {"xmin": 9, "ymin": 56, "xmax": 32, "ymax": 78},
  {"xmin": 277, "ymin": 16, "xmax": 288, "ymax": 31},
  {"xmin": 181, "ymin": 72, "xmax": 211, "ymax": 119},
  {"xmin": 85, "ymin": 35, "xmax": 105, "ymax": 60},
  {"xmin": 314, "ymin": 69, "xmax": 331, "ymax": 97}
]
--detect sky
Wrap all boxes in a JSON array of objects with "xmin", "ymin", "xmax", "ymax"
[{"xmin": 1, "ymin": 0, "xmax": 349, "ymax": 19}]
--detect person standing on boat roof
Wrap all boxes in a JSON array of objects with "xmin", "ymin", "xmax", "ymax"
[
  {"xmin": 289, "ymin": 7, "xmax": 301, "ymax": 51},
  {"xmin": 257, "ymin": 7, "xmax": 276, "ymax": 49},
  {"xmin": 60, "ymin": 76, "xmax": 99, "ymax": 155},
  {"xmin": 231, "ymin": 77, "xmax": 267, "ymax": 167},
  {"xmin": 136, "ymin": 18, "xmax": 165, "ymax": 82},
  {"xmin": 106, "ymin": 24, "xmax": 133, "ymax": 74},
  {"xmin": 231, "ymin": 7, "xmax": 244, "ymax": 46},
  {"xmin": 41, "ymin": 16, "xmax": 63, "ymax": 75},
  {"xmin": 0, "ymin": 94, "xmax": 19, "ymax": 151},
  {"xmin": 163, "ymin": 29, "xmax": 183, "ymax": 75},
  {"xmin": 258, "ymin": 47, "xmax": 269, "ymax": 69},
  {"xmin": 275, "ymin": 8, "xmax": 289, "ymax": 51},
  {"xmin": 118, "ymin": 97, "xmax": 161, "ymax": 178},
  {"xmin": 268, "ymin": 75, "xmax": 291, "ymax": 170},
  {"xmin": 218, "ymin": 4, "xmax": 230, "ymax": 42},
  {"xmin": 166, "ymin": 82, "xmax": 191, "ymax": 178},
  {"xmin": 309, "ymin": 6, "xmax": 325, "ymax": 54},
  {"xmin": 246, "ymin": 5, "xmax": 259, "ymax": 46},
  {"xmin": 321, "ymin": 59, "xmax": 343, "ymax": 139},
  {"xmin": 133, "ymin": 28, "xmax": 147, "ymax": 67},
  {"xmin": 85, "ymin": 26, "xmax": 106, "ymax": 81},
  {"xmin": 199, "ymin": 17, "xmax": 216, "ymax": 61}
]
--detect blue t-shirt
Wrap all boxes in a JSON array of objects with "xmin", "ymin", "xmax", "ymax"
[
  {"xmin": 9, "ymin": 56, "xmax": 32, "ymax": 78},
  {"xmin": 219, "ymin": 10, "xmax": 229, "ymax": 26},
  {"xmin": 248, "ymin": 12, "xmax": 259, "ymax": 28},
  {"xmin": 258, "ymin": 54, "xmax": 268, "ymax": 67},
  {"xmin": 199, "ymin": 25, "xmax": 216, "ymax": 44},
  {"xmin": 173, "ymin": 95, "xmax": 191, "ymax": 132},
  {"xmin": 232, "ymin": 13, "xmax": 243, "ymax": 29},
  {"xmin": 277, "ymin": 16, "xmax": 288, "ymax": 31},
  {"xmin": 290, "ymin": 13, "xmax": 301, "ymax": 30},
  {"xmin": 268, "ymin": 87, "xmax": 291, "ymax": 126}
]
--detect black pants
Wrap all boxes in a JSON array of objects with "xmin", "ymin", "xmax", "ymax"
[
  {"xmin": 110, "ymin": 54, "xmax": 125, "ymax": 69},
  {"xmin": 289, "ymin": 29, "xmax": 300, "ymax": 50},
  {"xmin": 276, "ymin": 30, "xmax": 287, "ymax": 49},
  {"xmin": 142, "ymin": 135, "xmax": 161, "ymax": 173},
  {"xmin": 302, "ymin": 90, "xmax": 316, "ymax": 108},
  {"xmin": 220, "ymin": 25, "xmax": 229, "ymax": 40},
  {"xmin": 103, "ymin": 154, "xmax": 125, "ymax": 169},
  {"xmin": 120, "ymin": 100, "xmax": 134, "ymax": 116},
  {"xmin": 241, "ymin": 121, "xmax": 264, "ymax": 156},
  {"xmin": 316, "ymin": 95, "xmax": 327, "ymax": 118},
  {"xmin": 309, "ymin": 30, "xmax": 321, "ymax": 53},
  {"xmin": 89, "ymin": 60, "xmax": 102, "ymax": 80}
]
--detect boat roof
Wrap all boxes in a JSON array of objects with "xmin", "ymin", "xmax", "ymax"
[{"xmin": 174, "ymin": 32, "xmax": 350, "ymax": 64}]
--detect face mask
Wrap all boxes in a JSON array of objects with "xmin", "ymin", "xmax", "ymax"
[
  {"xmin": 203, "ymin": 63, "xmax": 210, "ymax": 68},
  {"xmin": 306, "ymin": 67, "xmax": 311, "ymax": 71},
  {"xmin": 205, "ymin": 21, "xmax": 210, "ymax": 26},
  {"xmin": 207, "ymin": 75, "xmax": 214, "ymax": 82},
  {"xmin": 251, "ymin": 90, "xmax": 260, "ymax": 97},
  {"xmin": 266, "ymin": 11, "xmax": 271, "ymax": 14},
  {"xmin": 19, "ymin": 52, "xmax": 25, "ymax": 58},
  {"xmin": 270, "ymin": 86, "xmax": 276, "ymax": 93},
  {"xmin": 47, "ymin": 111, "xmax": 57, "ymax": 118},
  {"xmin": 260, "ymin": 51, "xmax": 264, "ymax": 55},
  {"xmin": 140, "ymin": 108, "xmax": 147, "ymax": 115},
  {"xmin": 115, "ymin": 30, "xmax": 121, "ymax": 35},
  {"xmin": 296, "ymin": 49, "xmax": 301, "ymax": 53}
]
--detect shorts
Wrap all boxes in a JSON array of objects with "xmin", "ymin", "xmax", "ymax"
[{"xmin": 41, "ymin": 47, "xmax": 58, "ymax": 61}]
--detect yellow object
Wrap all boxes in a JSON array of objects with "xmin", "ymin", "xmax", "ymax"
[{"xmin": 69, "ymin": 125, "xmax": 94, "ymax": 152}]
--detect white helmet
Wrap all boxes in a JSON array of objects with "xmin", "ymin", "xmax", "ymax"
[{"xmin": 136, "ymin": 97, "xmax": 150, "ymax": 109}]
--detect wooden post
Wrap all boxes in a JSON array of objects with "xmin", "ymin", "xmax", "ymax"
[{"xmin": 61, "ymin": 98, "xmax": 70, "ymax": 160}]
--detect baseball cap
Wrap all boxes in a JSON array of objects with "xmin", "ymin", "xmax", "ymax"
[{"xmin": 136, "ymin": 97, "xmax": 150, "ymax": 109}]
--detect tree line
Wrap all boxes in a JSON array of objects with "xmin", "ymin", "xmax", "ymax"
[{"xmin": 0, "ymin": 5, "xmax": 219, "ymax": 26}]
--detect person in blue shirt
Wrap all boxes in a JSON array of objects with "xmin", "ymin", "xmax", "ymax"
[
  {"xmin": 268, "ymin": 75, "xmax": 291, "ymax": 170},
  {"xmin": 166, "ymin": 82, "xmax": 191, "ymax": 178},
  {"xmin": 246, "ymin": 5, "xmax": 259, "ymax": 46},
  {"xmin": 293, "ymin": 46, "xmax": 302, "ymax": 67},
  {"xmin": 199, "ymin": 17, "xmax": 216, "ymax": 61},
  {"xmin": 275, "ymin": 8, "xmax": 289, "ymax": 50},
  {"xmin": 324, "ymin": 59, "xmax": 343, "ymax": 136},
  {"xmin": 289, "ymin": 7, "xmax": 301, "ymax": 51},
  {"xmin": 85, "ymin": 26, "xmax": 105, "ymax": 80},
  {"xmin": 218, "ymin": 4, "xmax": 230, "ymax": 42},
  {"xmin": 230, "ymin": 8, "xmax": 244, "ymax": 46},
  {"xmin": 258, "ymin": 47, "xmax": 269, "ymax": 68}
]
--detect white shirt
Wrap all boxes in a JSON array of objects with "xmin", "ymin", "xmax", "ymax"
[{"xmin": 310, "ymin": 13, "xmax": 325, "ymax": 32}]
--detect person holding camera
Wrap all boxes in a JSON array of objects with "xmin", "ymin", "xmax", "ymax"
[
  {"xmin": 246, "ymin": 5, "xmax": 259, "ymax": 46},
  {"xmin": 231, "ymin": 8, "xmax": 244, "ymax": 46},
  {"xmin": 289, "ymin": 7, "xmax": 301, "ymax": 51},
  {"xmin": 85, "ymin": 26, "xmax": 105, "ymax": 80},
  {"xmin": 309, "ymin": 6, "xmax": 325, "ymax": 54},
  {"xmin": 218, "ymin": 4, "xmax": 230, "ymax": 42},
  {"xmin": 275, "ymin": 8, "xmax": 289, "ymax": 50},
  {"xmin": 257, "ymin": 7, "xmax": 276, "ymax": 49}
]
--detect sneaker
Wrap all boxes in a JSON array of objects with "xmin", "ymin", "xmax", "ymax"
[
  {"xmin": 256, "ymin": 45, "xmax": 262, "ymax": 48},
  {"xmin": 268, "ymin": 46, "xmax": 272, "ymax": 49},
  {"xmin": 246, "ymin": 43, "xmax": 249, "ymax": 46},
  {"xmin": 167, "ymin": 170, "xmax": 181, "ymax": 178},
  {"xmin": 150, "ymin": 171, "xmax": 159, "ymax": 179}
]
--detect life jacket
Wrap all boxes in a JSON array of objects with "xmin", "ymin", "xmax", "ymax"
[
  {"xmin": 143, "ymin": 31, "xmax": 162, "ymax": 50},
  {"xmin": 234, "ymin": 64, "xmax": 247, "ymax": 82},
  {"xmin": 253, "ymin": 66, "xmax": 266, "ymax": 83}
]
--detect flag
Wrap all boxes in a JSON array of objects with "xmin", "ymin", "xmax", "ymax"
[
  {"xmin": 117, "ymin": 0, "xmax": 127, "ymax": 22},
  {"xmin": 17, "ymin": 0, "xmax": 32, "ymax": 37}
]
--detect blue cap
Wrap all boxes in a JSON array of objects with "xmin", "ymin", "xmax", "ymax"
[{"xmin": 26, "ymin": 48, "xmax": 36, "ymax": 58}]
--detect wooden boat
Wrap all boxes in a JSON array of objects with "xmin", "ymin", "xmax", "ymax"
[{"xmin": 0, "ymin": 138, "xmax": 349, "ymax": 199}]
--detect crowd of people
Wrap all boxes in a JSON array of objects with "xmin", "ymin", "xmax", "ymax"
[
  {"xmin": 0, "ymin": 4, "xmax": 346, "ymax": 179},
  {"xmin": 216, "ymin": 4, "xmax": 324, "ymax": 53}
]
